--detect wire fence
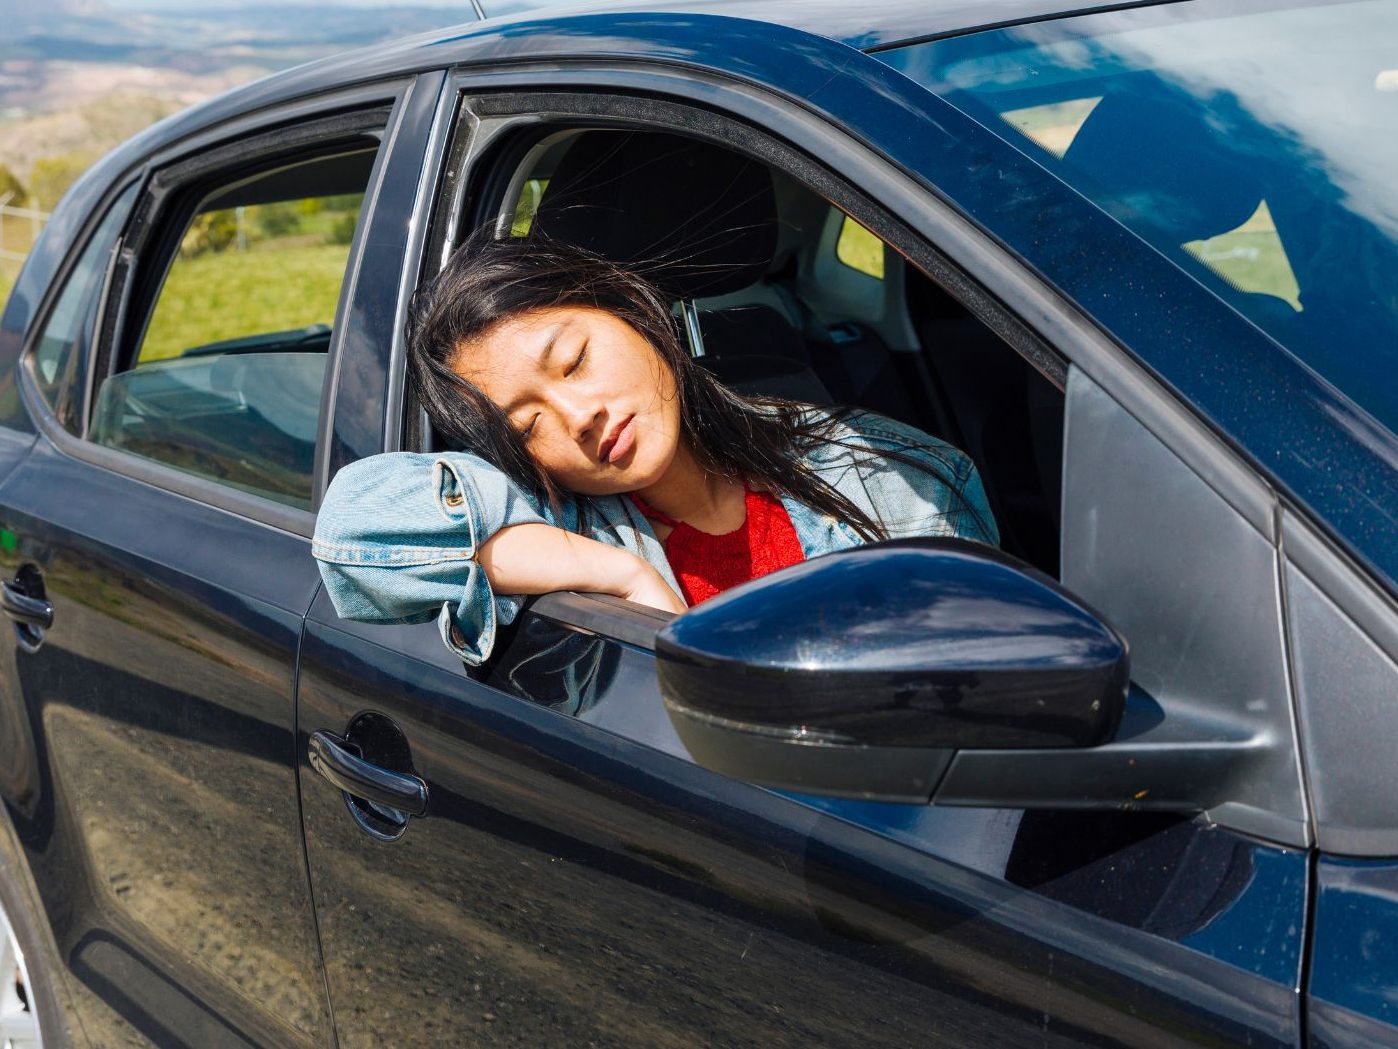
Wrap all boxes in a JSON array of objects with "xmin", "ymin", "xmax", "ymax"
[{"xmin": 0, "ymin": 195, "xmax": 51, "ymax": 264}]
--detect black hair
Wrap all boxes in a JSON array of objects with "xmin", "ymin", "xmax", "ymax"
[{"xmin": 406, "ymin": 225, "xmax": 984, "ymax": 541}]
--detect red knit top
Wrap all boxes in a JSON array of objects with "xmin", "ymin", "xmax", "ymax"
[{"xmin": 629, "ymin": 487, "xmax": 806, "ymax": 606}]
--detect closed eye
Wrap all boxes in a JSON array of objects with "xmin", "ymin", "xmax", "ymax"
[
  {"xmin": 565, "ymin": 342, "xmax": 588, "ymax": 377},
  {"xmin": 518, "ymin": 413, "xmax": 539, "ymax": 441}
]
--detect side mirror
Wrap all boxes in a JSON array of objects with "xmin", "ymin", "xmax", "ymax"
[{"xmin": 656, "ymin": 539, "xmax": 1129, "ymax": 802}]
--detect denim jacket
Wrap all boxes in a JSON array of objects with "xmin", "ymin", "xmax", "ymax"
[{"xmin": 312, "ymin": 409, "xmax": 998, "ymax": 665}]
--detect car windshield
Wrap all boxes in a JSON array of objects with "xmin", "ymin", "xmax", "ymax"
[{"xmin": 879, "ymin": 0, "xmax": 1398, "ymax": 434}]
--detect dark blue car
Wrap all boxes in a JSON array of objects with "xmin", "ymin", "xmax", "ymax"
[{"xmin": 0, "ymin": 0, "xmax": 1395, "ymax": 1045}]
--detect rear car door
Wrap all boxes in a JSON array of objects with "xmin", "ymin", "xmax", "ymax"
[
  {"xmin": 0, "ymin": 85, "xmax": 407, "ymax": 1047},
  {"xmin": 296, "ymin": 24, "xmax": 1311, "ymax": 1047}
]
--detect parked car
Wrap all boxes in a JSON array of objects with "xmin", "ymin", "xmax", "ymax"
[{"xmin": 0, "ymin": 0, "xmax": 1395, "ymax": 1045}]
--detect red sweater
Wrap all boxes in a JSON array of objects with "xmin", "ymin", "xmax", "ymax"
[{"xmin": 630, "ymin": 488, "xmax": 806, "ymax": 606}]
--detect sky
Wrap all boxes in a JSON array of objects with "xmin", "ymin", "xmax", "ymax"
[{"xmin": 100, "ymin": 0, "xmax": 475, "ymax": 7}]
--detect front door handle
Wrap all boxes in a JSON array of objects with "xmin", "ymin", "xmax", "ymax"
[
  {"xmin": 308, "ymin": 730, "xmax": 428, "ymax": 817},
  {"xmin": 1, "ymin": 579, "xmax": 52, "ymax": 629}
]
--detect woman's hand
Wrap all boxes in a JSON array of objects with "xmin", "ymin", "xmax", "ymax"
[
  {"xmin": 617, "ymin": 562, "xmax": 688, "ymax": 615},
  {"xmin": 478, "ymin": 522, "xmax": 685, "ymax": 613}
]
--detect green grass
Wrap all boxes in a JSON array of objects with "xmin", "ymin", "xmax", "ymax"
[
  {"xmin": 0, "ymin": 265, "xmax": 15, "ymax": 314},
  {"xmin": 139, "ymin": 242, "xmax": 351, "ymax": 362}
]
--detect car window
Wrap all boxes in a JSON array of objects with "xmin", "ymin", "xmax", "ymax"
[
  {"xmin": 879, "ymin": 0, "xmax": 1398, "ymax": 433},
  {"xmin": 91, "ymin": 147, "xmax": 377, "ymax": 510},
  {"xmin": 28, "ymin": 184, "xmax": 137, "ymax": 432}
]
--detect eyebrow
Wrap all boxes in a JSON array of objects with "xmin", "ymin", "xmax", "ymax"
[{"xmin": 499, "ymin": 322, "xmax": 565, "ymax": 415}]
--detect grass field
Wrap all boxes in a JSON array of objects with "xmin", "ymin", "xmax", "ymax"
[{"xmin": 139, "ymin": 241, "xmax": 351, "ymax": 362}]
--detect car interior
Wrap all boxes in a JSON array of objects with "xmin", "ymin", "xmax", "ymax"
[
  {"xmin": 445, "ymin": 126, "xmax": 1066, "ymax": 578},
  {"xmin": 85, "ymin": 146, "xmax": 379, "ymax": 511}
]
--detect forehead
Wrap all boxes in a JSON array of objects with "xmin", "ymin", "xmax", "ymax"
[{"xmin": 453, "ymin": 307, "xmax": 575, "ymax": 379}]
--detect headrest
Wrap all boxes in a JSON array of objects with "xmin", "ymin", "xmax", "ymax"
[
  {"xmin": 530, "ymin": 130, "xmax": 778, "ymax": 299},
  {"xmin": 1063, "ymin": 87, "xmax": 1262, "ymax": 243}
]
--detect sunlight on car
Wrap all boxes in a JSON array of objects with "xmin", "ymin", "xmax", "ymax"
[
  {"xmin": 1185, "ymin": 200, "xmax": 1302, "ymax": 310},
  {"xmin": 1000, "ymin": 97, "xmax": 1102, "ymax": 157},
  {"xmin": 998, "ymin": 97, "xmax": 1303, "ymax": 309}
]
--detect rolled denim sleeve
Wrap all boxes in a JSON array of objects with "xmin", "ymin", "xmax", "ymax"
[{"xmin": 311, "ymin": 451, "xmax": 548, "ymax": 665}]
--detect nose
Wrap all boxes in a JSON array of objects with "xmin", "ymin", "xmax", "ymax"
[{"xmin": 550, "ymin": 388, "xmax": 603, "ymax": 446}]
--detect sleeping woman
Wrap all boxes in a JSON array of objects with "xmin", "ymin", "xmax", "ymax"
[{"xmin": 311, "ymin": 228, "xmax": 999, "ymax": 664}]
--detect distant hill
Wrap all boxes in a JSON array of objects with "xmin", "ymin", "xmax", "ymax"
[
  {"xmin": 0, "ymin": 0, "xmax": 472, "ymax": 210},
  {"xmin": 0, "ymin": 2, "xmax": 472, "ymax": 117}
]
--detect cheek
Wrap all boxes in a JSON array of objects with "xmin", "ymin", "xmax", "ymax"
[{"xmin": 527, "ymin": 435, "xmax": 587, "ymax": 481}]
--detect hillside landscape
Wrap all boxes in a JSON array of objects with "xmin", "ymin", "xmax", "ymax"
[{"xmin": 0, "ymin": 0, "xmax": 471, "ymax": 302}]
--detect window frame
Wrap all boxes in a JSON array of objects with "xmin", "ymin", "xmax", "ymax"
[
  {"xmin": 17, "ymin": 83, "xmax": 408, "ymax": 537},
  {"xmin": 21, "ymin": 180, "xmax": 140, "ymax": 433},
  {"xmin": 373, "ymin": 71, "xmax": 1326, "ymax": 841}
]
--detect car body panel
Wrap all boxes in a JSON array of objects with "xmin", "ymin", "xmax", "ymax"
[
  {"xmin": 474, "ymin": 0, "xmax": 1188, "ymax": 50},
  {"xmin": 0, "ymin": 436, "xmax": 331, "ymax": 1047},
  {"xmin": 298, "ymin": 593, "xmax": 1308, "ymax": 1046},
  {"xmin": 1310, "ymin": 858, "xmax": 1398, "ymax": 1048}
]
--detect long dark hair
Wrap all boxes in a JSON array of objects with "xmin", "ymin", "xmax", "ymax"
[{"xmin": 406, "ymin": 226, "xmax": 972, "ymax": 541}]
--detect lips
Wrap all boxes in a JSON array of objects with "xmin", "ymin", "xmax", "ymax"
[{"xmin": 599, "ymin": 415, "xmax": 637, "ymax": 464}]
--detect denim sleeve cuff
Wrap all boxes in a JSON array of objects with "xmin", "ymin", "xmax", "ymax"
[{"xmin": 312, "ymin": 451, "xmax": 547, "ymax": 665}]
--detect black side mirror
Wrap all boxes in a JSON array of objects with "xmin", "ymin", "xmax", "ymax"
[{"xmin": 656, "ymin": 539, "xmax": 1128, "ymax": 801}]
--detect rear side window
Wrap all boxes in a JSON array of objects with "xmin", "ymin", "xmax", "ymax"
[
  {"xmin": 91, "ymin": 147, "xmax": 377, "ymax": 509},
  {"xmin": 27, "ymin": 184, "xmax": 137, "ymax": 432}
]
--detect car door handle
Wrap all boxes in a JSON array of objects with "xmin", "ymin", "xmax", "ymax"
[
  {"xmin": 308, "ymin": 730, "xmax": 428, "ymax": 817},
  {"xmin": 0, "ymin": 580, "xmax": 52, "ymax": 629}
]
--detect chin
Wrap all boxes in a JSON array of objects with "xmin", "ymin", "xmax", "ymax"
[{"xmin": 559, "ymin": 460, "xmax": 666, "ymax": 498}]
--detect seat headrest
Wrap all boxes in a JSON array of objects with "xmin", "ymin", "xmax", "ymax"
[
  {"xmin": 531, "ymin": 130, "xmax": 778, "ymax": 299},
  {"xmin": 1064, "ymin": 87, "xmax": 1262, "ymax": 243}
]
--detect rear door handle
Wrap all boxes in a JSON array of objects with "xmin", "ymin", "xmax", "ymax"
[
  {"xmin": 308, "ymin": 730, "xmax": 428, "ymax": 817},
  {"xmin": 1, "ymin": 580, "xmax": 52, "ymax": 628}
]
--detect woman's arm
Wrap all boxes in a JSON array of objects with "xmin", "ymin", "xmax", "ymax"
[
  {"xmin": 313, "ymin": 450, "xmax": 684, "ymax": 665},
  {"xmin": 477, "ymin": 523, "xmax": 686, "ymax": 613}
]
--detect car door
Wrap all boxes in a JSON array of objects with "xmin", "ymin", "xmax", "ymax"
[
  {"xmin": 0, "ymin": 84, "xmax": 412, "ymax": 1047},
  {"xmin": 295, "ymin": 36, "xmax": 1310, "ymax": 1048}
]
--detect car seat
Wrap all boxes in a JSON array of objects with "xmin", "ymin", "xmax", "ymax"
[{"xmin": 530, "ymin": 129, "xmax": 912, "ymax": 410}]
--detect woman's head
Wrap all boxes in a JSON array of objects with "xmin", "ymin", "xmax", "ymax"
[
  {"xmin": 448, "ymin": 303, "xmax": 682, "ymax": 496},
  {"xmin": 407, "ymin": 228, "xmax": 701, "ymax": 499},
  {"xmin": 409, "ymin": 226, "xmax": 783, "ymax": 503}
]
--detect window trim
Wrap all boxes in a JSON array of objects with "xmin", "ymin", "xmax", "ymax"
[
  {"xmin": 21, "ymin": 181, "xmax": 139, "ymax": 433},
  {"xmin": 18, "ymin": 84, "xmax": 410, "ymax": 537}
]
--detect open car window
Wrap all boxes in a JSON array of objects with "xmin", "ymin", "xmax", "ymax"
[
  {"xmin": 92, "ymin": 148, "xmax": 377, "ymax": 510},
  {"xmin": 441, "ymin": 121, "xmax": 1064, "ymax": 580}
]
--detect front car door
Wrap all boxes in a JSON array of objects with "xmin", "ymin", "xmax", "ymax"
[
  {"xmin": 0, "ymin": 77, "xmax": 419, "ymax": 1046},
  {"xmin": 295, "ymin": 13, "xmax": 1325, "ymax": 1045}
]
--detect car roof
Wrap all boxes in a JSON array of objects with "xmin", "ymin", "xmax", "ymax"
[{"xmin": 473, "ymin": 0, "xmax": 1143, "ymax": 51}]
